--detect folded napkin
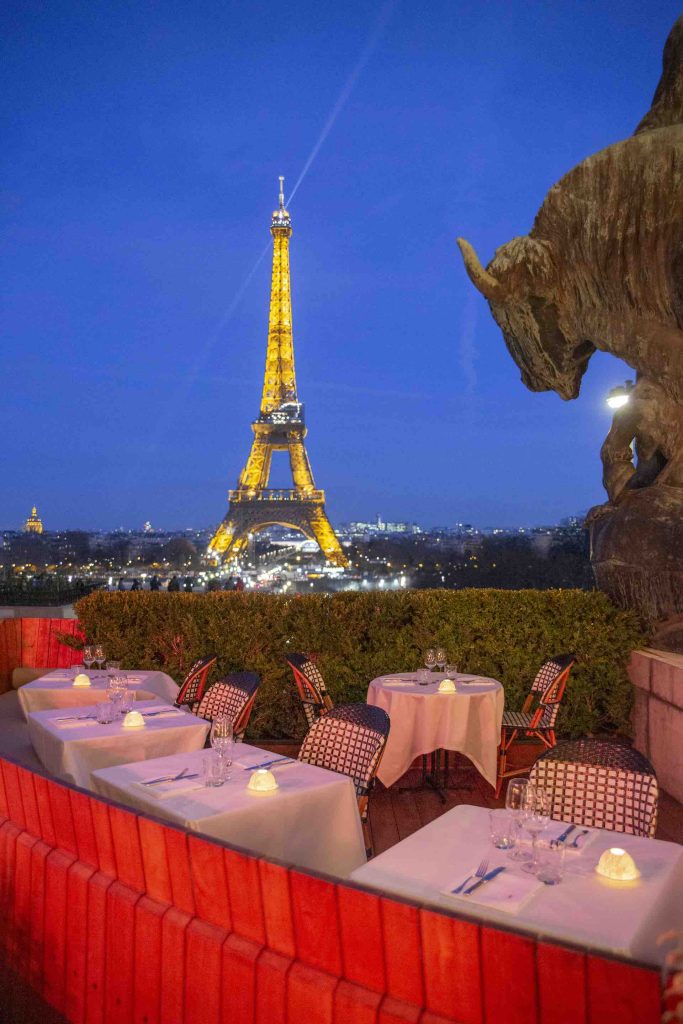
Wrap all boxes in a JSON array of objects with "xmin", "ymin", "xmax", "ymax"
[
  {"xmin": 138, "ymin": 705, "xmax": 183, "ymax": 718},
  {"xmin": 135, "ymin": 776, "xmax": 203, "ymax": 799},
  {"xmin": 382, "ymin": 677, "xmax": 416, "ymax": 687},
  {"xmin": 233, "ymin": 753, "xmax": 295, "ymax": 771},
  {"xmin": 42, "ymin": 673, "xmax": 73, "ymax": 682},
  {"xmin": 125, "ymin": 675, "xmax": 144, "ymax": 684},
  {"xmin": 443, "ymin": 868, "xmax": 541, "ymax": 914},
  {"xmin": 54, "ymin": 719, "xmax": 94, "ymax": 729}
]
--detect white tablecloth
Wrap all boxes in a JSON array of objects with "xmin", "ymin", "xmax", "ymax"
[
  {"xmin": 350, "ymin": 804, "xmax": 683, "ymax": 966},
  {"xmin": 91, "ymin": 743, "xmax": 367, "ymax": 877},
  {"xmin": 18, "ymin": 669, "xmax": 179, "ymax": 718},
  {"xmin": 367, "ymin": 673, "xmax": 504, "ymax": 788},
  {"xmin": 27, "ymin": 701, "xmax": 210, "ymax": 789}
]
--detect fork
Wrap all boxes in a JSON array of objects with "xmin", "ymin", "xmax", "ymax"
[
  {"xmin": 452, "ymin": 856, "xmax": 489, "ymax": 895},
  {"xmin": 568, "ymin": 829, "xmax": 590, "ymax": 848},
  {"xmin": 142, "ymin": 767, "xmax": 191, "ymax": 786}
]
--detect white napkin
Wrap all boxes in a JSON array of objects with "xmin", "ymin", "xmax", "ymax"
[
  {"xmin": 139, "ymin": 705, "xmax": 184, "ymax": 718},
  {"xmin": 42, "ymin": 673, "xmax": 73, "ymax": 682},
  {"xmin": 517, "ymin": 821, "xmax": 597, "ymax": 855},
  {"xmin": 125, "ymin": 675, "xmax": 144, "ymax": 684},
  {"xmin": 443, "ymin": 868, "xmax": 541, "ymax": 914},
  {"xmin": 53, "ymin": 719, "xmax": 94, "ymax": 729},
  {"xmin": 136, "ymin": 776, "xmax": 204, "ymax": 799},
  {"xmin": 382, "ymin": 678, "xmax": 416, "ymax": 688},
  {"xmin": 233, "ymin": 752, "xmax": 295, "ymax": 771}
]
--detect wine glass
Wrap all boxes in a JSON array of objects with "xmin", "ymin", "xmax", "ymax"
[
  {"xmin": 521, "ymin": 787, "xmax": 550, "ymax": 874},
  {"xmin": 94, "ymin": 644, "xmax": 106, "ymax": 676},
  {"xmin": 83, "ymin": 645, "xmax": 95, "ymax": 673},
  {"xmin": 210, "ymin": 716, "xmax": 234, "ymax": 777},
  {"xmin": 423, "ymin": 649, "xmax": 437, "ymax": 673},
  {"xmin": 435, "ymin": 646, "xmax": 447, "ymax": 672},
  {"xmin": 505, "ymin": 779, "xmax": 531, "ymax": 860}
]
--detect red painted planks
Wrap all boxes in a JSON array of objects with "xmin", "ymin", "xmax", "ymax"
[
  {"xmin": 380, "ymin": 898, "xmax": 424, "ymax": 1007},
  {"xmin": 138, "ymin": 816, "xmax": 173, "ymax": 905},
  {"xmin": 256, "ymin": 949, "xmax": 292, "ymax": 1024},
  {"xmin": 188, "ymin": 833, "xmax": 231, "ymax": 929},
  {"xmin": 105, "ymin": 882, "xmax": 140, "ymax": 1024},
  {"xmin": 258, "ymin": 859, "xmax": 295, "ymax": 958},
  {"xmin": 0, "ymin": 757, "xmax": 8, "ymax": 818},
  {"xmin": 47, "ymin": 778, "xmax": 78, "ymax": 856},
  {"xmin": 290, "ymin": 869, "xmax": 342, "ymax": 976},
  {"xmin": 480, "ymin": 926, "xmax": 538, "ymax": 1024},
  {"xmin": 33, "ymin": 774, "xmax": 57, "ymax": 846},
  {"xmin": 334, "ymin": 979, "xmax": 382, "ymax": 1024},
  {"xmin": 65, "ymin": 861, "xmax": 96, "ymax": 1024},
  {"xmin": 378, "ymin": 996, "xmax": 421, "ymax": 1024},
  {"xmin": 67, "ymin": 789, "xmax": 99, "ymax": 870},
  {"xmin": 185, "ymin": 919, "xmax": 227, "ymax": 1024},
  {"xmin": 419, "ymin": 911, "xmax": 482, "ymax": 1024},
  {"xmin": 224, "ymin": 847, "xmax": 265, "ymax": 945},
  {"xmin": 222, "ymin": 933, "xmax": 262, "ymax": 1024},
  {"xmin": 337, "ymin": 884, "xmax": 386, "ymax": 993},
  {"xmin": 163, "ymin": 825, "xmax": 195, "ymax": 915},
  {"xmin": 0, "ymin": 821, "xmax": 22, "ymax": 960},
  {"xmin": 587, "ymin": 956, "xmax": 661, "ymax": 1024},
  {"xmin": 28, "ymin": 839, "xmax": 51, "ymax": 991},
  {"xmin": 14, "ymin": 831, "xmax": 38, "ymax": 979},
  {"xmin": 85, "ymin": 871, "xmax": 114, "ymax": 1024},
  {"xmin": 536, "ymin": 942, "xmax": 587, "ymax": 1024},
  {"xmin": 287, "ymin": 962, "xmax": 338, "ymax": 1024},
  {"xmin": 89, "ymin": 797, "xmax": 117, "ymax": 878},
  {"xmin": 108, "ymin": 805, "xmax": 145, "ymax": 892},
  {"xmin": 43, "ymin": 847, "xmax": 75, "ymax": 1015},
  {"xmin": 160, "ymin": 906, "xmax": 192, "ymax": 1024},
  {"xmin": 16, "ymin": 766, "xmax": 41, "ymax": 838},
  {"xmin": 2, "ymin": 760, "xmax": 26, "ymax": 830},
  {"xmin": 133, "ymin": 896, "xmax": 167, "ymax": 1024}
]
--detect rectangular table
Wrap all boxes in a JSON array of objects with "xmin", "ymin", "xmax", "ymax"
[
  {"xmin": 18, "ymin": 669, "xmax": 179, "ymax": 718},
  {"xmin": 27, "ymin": 701, "xmax": 210, "ymax": 789},
  {"xmin": 91, "ymin": 743, "xmax": 367, "ymax": 877},
  {"xmin": 349, "ymin": 804, "xmax": 683, "ymax": 966}
]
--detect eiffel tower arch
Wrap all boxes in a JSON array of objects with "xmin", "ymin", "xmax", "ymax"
[{"xmin": 209, "ymin": 179, "xmax": 348, "ymax": 568}]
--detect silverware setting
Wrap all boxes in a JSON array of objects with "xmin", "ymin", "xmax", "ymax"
[
  {"xmin": 568, "ymin": 829, "xmax": 590, "ymax": 848},
  {"xmin": 464, "ymin": 865, "xmax": 506, "ymax": 895},
  {"xmin": 550, "ymin": 824, "xmax": 576, "ymax": 848},
  {"xmin": 452, "ymin": 856, "xmax": 489, "ymax": 894},
  {"xmin": 141, "ymin": 767, "xmax": 197, "ymax": 786},
  {"xmin": 244, "ymin": 756, "xmax": 294, "ymax": 772}
]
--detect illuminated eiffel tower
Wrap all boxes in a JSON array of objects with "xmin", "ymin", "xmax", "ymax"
[{"xmin": 208, "ymin": 178, "xmax": 348, "ymax": 567}]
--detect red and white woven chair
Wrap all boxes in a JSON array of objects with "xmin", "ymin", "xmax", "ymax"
[
  {"xmin": 194, "ymin": 671, "xmax": 261, "ymax": 741},
  {"xmin": 530, "ymin": 738, "xmax": 658, "ymax": 838},
  {"xmin": 175, "ymin": 654, "xmax": 217, "ymax": 708},
  {"xmin": 496, "ymin": 653, "xmax": 575, "ymax": 796},
  {"xmin": 298, "ymin": 703, "xmax": 390, "ymax": 854},
  {"xmin": 286, "ymin": 652, "xmax": 334, "ymax": 727}
]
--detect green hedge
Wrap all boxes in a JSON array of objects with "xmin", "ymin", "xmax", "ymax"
[{"xmin": 74, "ymin": 589, "xmax": 645, "ymax": 741}]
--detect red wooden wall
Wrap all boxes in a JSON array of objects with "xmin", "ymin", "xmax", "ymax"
[
  {"xmin": 0, "ymin": 618, "xmax": 83, "ymax": 694},
  {"xmin": 0, "ymin": 753, "xmax": 663, "ymax": 1024}
]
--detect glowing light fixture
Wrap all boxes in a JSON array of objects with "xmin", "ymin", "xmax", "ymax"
[
  {"xmin": 247, "ymin": 768, "xmax": 279, "ymax": 793},
  {"xmin": 606, "ymin": 380, "xmax": 634, "ymax": 410},
  {"xmin": 595, "ymin": 847, "xmax": 640, "ymax": 881},
  {"xmin": 73, "ymin": 673, "xmax": 91, "ymax": 687},
  {"xmin": 122, "ymin": 710, "xmax": 146, "ymax": 729}
]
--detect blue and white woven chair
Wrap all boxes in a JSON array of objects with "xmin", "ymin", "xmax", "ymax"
[{"xmin": 194, "ymin": 671, "xmax": 261, "ymax": 741}]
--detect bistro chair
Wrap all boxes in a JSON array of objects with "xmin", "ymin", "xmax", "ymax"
[
  {"xmin": 286, "ymin": 652, "xmax": 334, "ymax": 727},
  {"xmin": 496, "ymin": 653, "xmax": 575, "ymax": 796},
  {"xmin": 530, "ymin": 738, "xmax": 658, "ymax": 838},
  {"xmin": 194, "ymin": 671, "xmax": 261, "ymax": 741},
  {"xmin": 298, "ymin": 703, "xmax": 390, "ymax": 855},
  {"xmin": 175, "ymin": 654, "xmax": 217, "ymax": 708}
]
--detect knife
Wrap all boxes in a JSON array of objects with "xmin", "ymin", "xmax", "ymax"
[
  {"xmin": 464, "ymin": 865, "xmax": 506, "ymax": 895},
  {"xmin": 244, "ymin": 756, "xmax": 293, "ymax": 771},
  {"xmin": 551, "ymin": 824, "xmax": 576, "ymax": 848}
]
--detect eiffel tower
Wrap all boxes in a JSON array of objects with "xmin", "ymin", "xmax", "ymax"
[{"xmin": 208, "ymin": 178, "xmax": 348, "ymax": 568}]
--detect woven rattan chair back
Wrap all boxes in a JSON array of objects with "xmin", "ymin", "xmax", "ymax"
[
  {"xmin": 194, "ymin": 671, "xmax": 261, "ymax": 740},
  {"xmin": 175, "ymin": 654, "xmax": 217, "ymax": 707},
  {"xmin": 286, "ymin": 652, "xmax": 334, "ymax": 727},
  {"xmin": 298, "ymin": 703, "xmax": 390, "ymax": 814},
  {"xmin": 530, "ymin": 738, "xmax": 658, "ymax": 837}
]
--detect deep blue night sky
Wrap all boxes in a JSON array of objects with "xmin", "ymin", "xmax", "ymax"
[{"xmin": 2, "ymin": 1, "xmax": 679, "ymax": 530}]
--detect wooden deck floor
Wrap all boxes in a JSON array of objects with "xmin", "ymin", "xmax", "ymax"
[{"xmin": 366, "ymin": 755, "xmax": 683, "ymax": 857}]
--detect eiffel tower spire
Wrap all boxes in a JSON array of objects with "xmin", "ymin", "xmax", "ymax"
[{"xmin": 208, "ymin": 179, "xmax": 348, "ymax": 568}]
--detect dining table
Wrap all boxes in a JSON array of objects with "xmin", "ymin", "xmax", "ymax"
[
  {"xmin": 27, "ymin": 700, "xmax": 210, "ymax": 789},
  {"xmin": 349, "ymin": 804, "xmax": 683, "ymax": 966},
  {"xmin": 17, "ymin": 668, "xmax": 179, "ymax": 718},
  {"xmin": 91, "ymin": 742, "xmax": 367, "ymax": 876},
  {"xmin": 367, "ymin": 672, "xmax": 504, "ymax": 789}
]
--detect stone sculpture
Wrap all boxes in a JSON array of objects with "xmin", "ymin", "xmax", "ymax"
[{"xmin": 457, "ymin": 17, "xmax": 683, "ymax": 646}]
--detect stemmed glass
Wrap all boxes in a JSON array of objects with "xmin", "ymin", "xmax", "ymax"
[
  {"xmin": 94, "ymin": 644, "xmax": 106, "ymax": 676},
  {"xmin": 83, "ymin": 646, "xmax": 95, "ymax": 673},
  {"xmin": 210, "ymin": 716, "xmax": 234, "ymax": 778},
  {"xmin": 521, "ymin": 787, "xmax": 550, "ymax": 874},
  {"xmin": 435, "ymin": 646, "xmax": 447, "ymax": 673},
  {"xmin": 505, "ymin": 779, "xmax": 531, "ymax": 861},
  {"xmin": 423, "ymin": 649, "xmax": 437, "ymax": 673}
]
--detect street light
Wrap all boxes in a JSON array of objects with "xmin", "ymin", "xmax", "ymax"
[{"xmin": 606, "ymin": 380, "xmax": 634, "ymax": 410}]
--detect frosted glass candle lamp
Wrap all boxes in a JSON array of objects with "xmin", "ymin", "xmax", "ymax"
[
  {"xmin": 122, "ymin": 710, "xmax": 145, "ymax": 730},
  {"xmin": 73, "ymin": 673, "xmax": 91, "ymax": 687},
  {"xmin": 438, "ymin": 678, "xmax": 457, "ymax": 693},
  {"xmin": 247, "ymin": 769, "xmax": 279, "ymax": 793},
  {"xmin": 595, "ymin": 847, "xmax": 640, "ymax": 881}
]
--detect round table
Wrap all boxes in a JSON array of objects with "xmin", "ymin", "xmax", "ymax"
[{"xmin": 367, "ymin": 673, "xmax": 504, "ymax": 790}]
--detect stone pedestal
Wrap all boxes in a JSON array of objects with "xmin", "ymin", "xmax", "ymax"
[{"xmin": 629, "ymin": 648, "xmax": 683, "ymax": 804}]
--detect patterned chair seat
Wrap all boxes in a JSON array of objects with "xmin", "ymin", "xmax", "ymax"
[
  {"xmin": 175, "ymin": 654, "xmax": 217, "ymax": 708},
  {"xmin": 194, "ymin": 671, "xmax": 261, "ymax": 741},
  {"xmin": 286, "ymin": 652, "xmax": 334, "ymax": 727}
]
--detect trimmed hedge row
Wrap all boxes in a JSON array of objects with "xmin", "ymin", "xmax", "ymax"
[{"xmin": 74, "ymin": 589, "xmax": 645, "ymax": 741}]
